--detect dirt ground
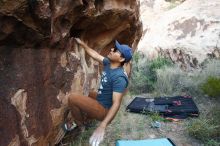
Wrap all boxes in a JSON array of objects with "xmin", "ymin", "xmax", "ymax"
[
  {"xmin": 102, "ymin": 94, "xmax": 207, "ymax": 146},
  {"xmin": 64, "ymin": 93, "xmax": 213, "ymax": 146}
]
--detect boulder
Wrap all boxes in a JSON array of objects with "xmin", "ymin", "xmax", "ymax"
[
  {"xmin": 0, "ymin": 0, "xmax": 142, "ymax": 145},
  {"xmin": 138, "ymin": 0, "xmax": 220, "ymax": 69}
]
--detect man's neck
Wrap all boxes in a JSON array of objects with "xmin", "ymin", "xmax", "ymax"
[{"xmin": 110, "ymin": 62, "xmax": 121, "ymax": 69}]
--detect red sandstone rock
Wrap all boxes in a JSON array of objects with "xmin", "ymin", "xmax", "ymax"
[{"xmin": 0, "ymin": 0, "xmax": 142, "ymax": 145}]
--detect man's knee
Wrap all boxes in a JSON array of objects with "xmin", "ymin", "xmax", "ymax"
[
  {"xmin": 67, "ymin": 93, "xmax": 78, "ymax": 104},
  {"xmin": 88, "ymin": 91, "xmax": 97, "ymax": 99},
  {"xmin": 67, "ymin": 93, "xmax": 80, "ymax": 106}
]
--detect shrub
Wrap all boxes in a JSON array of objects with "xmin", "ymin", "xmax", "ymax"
[
  {"xmin": 148, "ymin": 56, "xmax": 173, "ymax": 83},
  {"xmin": 154, "ymin": 59, "xmax": 220, "ymax": 97},
  {"xmin": 205, "ymin": 139, "xmax": 220, "ymax": 146},
  {"xmin": 200, "ymin": 59, "xmax": 220, "ymax": 78},
  {"xmin": 155, "ymin": 66, "xmax": 186, "ymax": 95},
  {"xmin": 129, "ymin": 52, "xmax": 173, "ymax": 94},
  {"xmin": 179, "ymin": 59, "xmax": 220, "ymax": 97},
  {"xmin": 209, "ymin": 107, "xmax": 220, "ymax": 132},
  {"xmin": 179, "ymin": 72, "xmax": 204, "ymax": 97},
  {"xmin": 129, "ymin": 71, "xmax": 153, "ymax": 94},
  {"xmin": 187, "ymin": 118, "xmax": 219, "ymax": 141},
  {"xmin": 129, "ymin": 52, "xmax": 153, "ymax": 94},
  {"xmin": 187, "ymin": 107, "xmax": 220, "ymax": 143},
  {"xmin": 201, "ymin": 77, "xmax": 220, "ymax": 99},
  {"xmin": 148, "ymin": 112, "xmax": 167, "ymax": 122},
  {"xmin": 155, "ymin": 64, "xmax": 206, "ymax": 96}
]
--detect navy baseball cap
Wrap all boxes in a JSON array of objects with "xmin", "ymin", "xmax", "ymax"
[{"xmin": 115, "ymin": 40, "xmax": 133, "ymax": 63}]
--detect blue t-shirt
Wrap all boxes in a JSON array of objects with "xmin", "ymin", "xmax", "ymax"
[{"xmin": 96, "ymin": 58, "xmax": 128, "ymax": 109}]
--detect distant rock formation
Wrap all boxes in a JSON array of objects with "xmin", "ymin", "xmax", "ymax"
[
  {"xmin": 138, "ymin": 0, "xmax": 220, "ymax": 69},
  {"xmin": 0, "ymin": 0, "xmax": 142, "ymax": 145}
]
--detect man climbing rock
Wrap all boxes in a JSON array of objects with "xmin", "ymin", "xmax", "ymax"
[{"xmin": 62, "ymin": 38, "xmax": 132, "ymax": 146}]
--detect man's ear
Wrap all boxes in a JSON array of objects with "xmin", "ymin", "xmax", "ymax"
[{"xmin": 119, "ymin": 57, "xmax": 125, "ymax": 62}]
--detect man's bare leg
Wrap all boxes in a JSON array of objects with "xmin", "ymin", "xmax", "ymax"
[{"xmin": 68, "ymin": 93, "xmax": 108, "ymax": 123}]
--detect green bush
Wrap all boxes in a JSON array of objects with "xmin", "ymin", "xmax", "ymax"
[
  {"xmin": 201, "ymin": 77, "xmax": 220, "ymax": 99},
  {"xmin": 129, "ymin": 52, "xmax": 173, "ymax": 94},
  {"xmin": 130, "ymin": 71, "xmax": 153, "ymax": 94},
  {"xmin": 154, "ymin": 59, "xmax": 220, "ymax": 97},
  {"xmin": 187, "ymin": 107, "xmax": 220, "ymax": 143},
  {"xmin": 205, "ymin": 139, "xmax": 220, "ymax": 146},
  {"xmin": 148, "ymin": 56, "xmax": 173, "ymax": 83},
  {"xmin": 209, "ymin": 107, "xmax": 220, "ymax": 132},
  {"xmin": 129, "ymin": 52, "xmax": 153, "ymax": 94},
  {"xmin": 187, "ymin": 119, "xmax": 219, "ymax": 141}
]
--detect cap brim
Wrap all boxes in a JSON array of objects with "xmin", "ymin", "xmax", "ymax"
[{"xmin": 115, "ymin": 40, "xmax": 123, "ymax": 54}]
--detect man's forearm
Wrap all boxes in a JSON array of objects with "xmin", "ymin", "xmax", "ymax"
[
  {"xmin": 76, "ymin": 40, "xmax": 104, "ymax": 62},
  {"xmin": 100, "ymin": 102, "xmax": 120, "ymax": 128},
  {"xmin": 79, "ymin": 43, "xmax": 99, "ymax": 58}
]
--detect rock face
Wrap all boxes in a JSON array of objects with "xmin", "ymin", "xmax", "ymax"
[
  {"xmin": 138, "ymin": 0, "xmax": 220, "ymax": 69},
  {"xmin": 0, "ymin": 1, "xmax": 142, "ymax": 146}
]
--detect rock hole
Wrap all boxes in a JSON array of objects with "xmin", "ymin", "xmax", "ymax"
[{"xmin": 70, "ymin": 28, "xmax": 83, "ymax": 38}]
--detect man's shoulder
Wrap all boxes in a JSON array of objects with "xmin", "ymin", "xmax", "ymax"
[
  {"xmin": 112, "ymin": 68, "xmax": 128, "ymax": 80},
  {"xmin": 112, "ymin": 69, "xmax": 129, "ymax": 88},
  {"xmin": 103, "ymin": 57, "xmax": 110, "ymax": 66}
]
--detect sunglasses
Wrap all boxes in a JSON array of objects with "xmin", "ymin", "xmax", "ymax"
[
  {"xmin": 113, "ymin": 47, "xmax": 124, "ymax": 58},
  {"xmin": 113, "ymin": 47, "xmax": 118, "ymax": 52}
]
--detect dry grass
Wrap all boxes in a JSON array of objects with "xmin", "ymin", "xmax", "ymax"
[
  {"xmin": 69, "ymin": 94, "xmax": 203, "ymax": 146},
  {"xmin": 155, "ymin": 59, "xmax": 220, "ymax": 97},
  {"xmin": 155, "ymin": 66, "xmax": 186, "ymax": 96},
  {"xmin": 69, "ymin": 95, "xmax": 151, "ymax": 146},
  {"xmin": 68, "ymin": 59, "xmax": 220, "ymax": 146}
]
